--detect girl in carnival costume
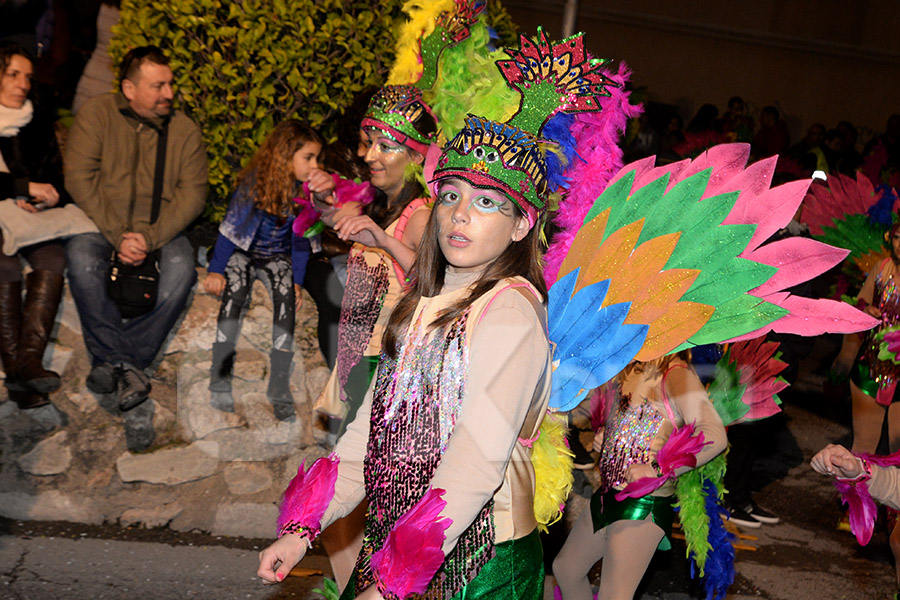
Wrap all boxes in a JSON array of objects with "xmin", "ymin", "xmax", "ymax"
[
  {"xmin": 261, "ymin": 15, "xmax": 877, "ymax": 600},
  {"xmin": 204, "ymin": 120, "xmax": 326, "ymax": 420},
  {"xmin": 259, "ymin": 20, "xmax": 628, "ymax": 598},
  {"xmin": 553, "ymin": 352, "xmax": 726, "ymax": 600},
  {"xmin": 846, "ymin": 221, "xmax": 900, "ymax": 454}
]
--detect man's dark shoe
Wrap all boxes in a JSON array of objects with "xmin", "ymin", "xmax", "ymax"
[
  {"xmin": 123, "ymin": 400, "xmax": 155, "ymax": 452},
  {"xmin": 117, "ymin": 364, "xmax": 151, "ymax": 411},
  {"xmin": 87, "ymin": 363, "xmax": 118, "ymax": 395}
]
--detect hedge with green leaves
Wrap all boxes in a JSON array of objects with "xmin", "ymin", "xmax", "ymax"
[{"xmin": 110, "ymin": 0, "xmax": 517, "ymax": 218}]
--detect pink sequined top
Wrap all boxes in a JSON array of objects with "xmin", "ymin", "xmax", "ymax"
[
  {"xmin": 861, "ymin": 264, "xmax": 900, "ymax": 391},
  {"xmin": 597, "ymin": 360, "xmax": 727, "ymax": 497},
  {"xmin": 322, "ymin": 271, "xmax": 551, "ymax": 595}
]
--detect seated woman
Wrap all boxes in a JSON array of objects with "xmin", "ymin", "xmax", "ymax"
[{"xmin": 0, "ymin": 42, "xmax": 70, "ymax": 409}]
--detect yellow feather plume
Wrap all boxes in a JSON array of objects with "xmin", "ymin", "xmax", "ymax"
[
  {"xmin": 387, "ymin": 0, "xmax": 456, "ymax": 86},
  {"xmin": 532, "ymin": 411, "xmax": 574, "ymax": 532}
]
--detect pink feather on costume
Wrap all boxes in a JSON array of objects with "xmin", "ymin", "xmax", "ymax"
[
  {"xmin": 729, "ymin": 338, "xmax": 788, "ymax": 422},
  {"xmin": 800, "ymin": 172, "xmax": 881, "ymax": 236},
  {"xmin": 834, "ymin": 450, "xmax": 900, "ymax": 546},
  {"xmin": 277, "ymin": 454, "xmax": 339, "ymax": 537},
  {"xmin": 886, "ymin": 330, "xmax": 900, "ymax": 354},
  {"xmin": 834, "ymin": 477, "xmax": 878, "ymax": 546},
  {"xmin": 543, "ymin": 62, "xmax": 641, "ymax": 287},
  {"xmin": 615, "ymin": 423, "xmax": 710, "ymax": 500},
  {"xmin": 370, "ymin": 488, "xmax": 452, "ymax": 599}
]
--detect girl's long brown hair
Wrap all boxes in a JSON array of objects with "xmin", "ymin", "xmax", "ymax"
[
  {"xmin": 237, "ymin": 120, "xmax": 323, "ymax": 216},
  {"xmin": 382, "ymin": 203, "xmax": 548, "ymax": 358}
]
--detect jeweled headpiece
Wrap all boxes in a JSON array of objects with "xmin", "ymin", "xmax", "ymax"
[
  {"xmin": 361, "ymin": 85, "xmax": 436, "ymax": 156},
  {"xmin": 431, "ymin": 28, "xmax": 618, "ymax": 227},
  {"xmin": 361, "ymin": 0, "xmax": 487, "ymax": 156}
]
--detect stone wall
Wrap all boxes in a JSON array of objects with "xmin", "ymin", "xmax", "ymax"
[{"xmin": 0, "ymin": 268, "xmax": 333, "ymax": 539}]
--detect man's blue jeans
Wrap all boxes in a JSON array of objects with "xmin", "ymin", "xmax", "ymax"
[{"xmin": 65, "ymin": 232, "xmax": 197, "ymax": 369}]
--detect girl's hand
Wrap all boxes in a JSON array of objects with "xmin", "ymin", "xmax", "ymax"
[
  {"xmin": 335, "ymin": 214, "xmax": 386, "ymax": 249},
  {"xmin": 864, "ymin": 305, "xmax": 882, "ymax": 318},
  {"xmin": 257, "ymin": 533, "xmax": 309, "ymax": 584},
  {"xmin": 625, "ymin": 462, "xmax": 658, "ymax": 483},
  {"xmin": 204, "ymin": 272, "xmax": 226, "ymax": 296},
  {"xmin": 810, "ymin": 444, "xmax": 864, "ymax": 479},
  {"xmin": 294, "ymin": 284, "xmax": 303, "ymax": 310}
]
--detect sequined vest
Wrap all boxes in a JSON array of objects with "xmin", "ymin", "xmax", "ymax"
[
  {"xmin": 334, "ymin": 199, "xmax": 429, "ymax": 399},
  {"xmin": 863, "ymin": 267, "xmax": 900, "ymax": 391},
  {"xmin": 597, "ymin": 397, "xmax": 666, "ymax": 494},
  {"xmin": 353, "ymin": 303, "xmax": 495, "ymax": 598}
]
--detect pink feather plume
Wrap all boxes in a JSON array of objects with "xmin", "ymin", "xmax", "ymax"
[
  {"xmin": 543, "ymin": 62, "xmax": 641, "ymax": 287},
  {"xmin": 616, "ymin": 423, "xmax": 710, "ymax": 500},
  {"xmin": 370, "ymin": 488, "xmax": 452, "ymax": 599},
  {"xmin": 887, "ymin": 330, "xmax": 900, "ymax": 354},
  {"xmin": 834, "ymin": 478, "xmax": 878, "ymax": 546},
  {"xmin": 277, "ymin": 453, "xmax": 340, "ymax": 536},
  {"xmin": 834, "ymin": 450, "xmax": 900, "ymax": 546}
]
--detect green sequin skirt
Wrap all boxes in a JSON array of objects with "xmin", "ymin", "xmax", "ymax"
[
  {"xmin": 590, "ymin": 489, "xmax": 675, "ymax": 551},
  {"xmin": 851, "ymin": 360, "xmax": 881, "ymax": 399},
  {"xmin": 339, "ymin": 528, "xmax": 543, "ymax": 600}
]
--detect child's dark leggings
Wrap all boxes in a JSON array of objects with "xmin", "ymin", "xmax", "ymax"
[{"xmin": 216, "ymin": 250, "xmax": 294, "ymax": 351}]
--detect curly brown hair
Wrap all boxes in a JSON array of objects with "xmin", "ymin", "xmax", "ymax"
[{"xmin": 237, "ymin": 120, "xmax": 323, "ymax": 216}]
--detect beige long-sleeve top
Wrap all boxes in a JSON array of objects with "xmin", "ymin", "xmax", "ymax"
[
  {"xmin": 867, "ymin": 464, "xmax": 900, "ymax": 509},
  {"xmin": 321, "ymin": 269, "xmax": 551, "ymax": 553}
]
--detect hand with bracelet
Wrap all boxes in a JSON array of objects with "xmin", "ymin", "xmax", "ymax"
[{"xmin": 810, "ymin": 443, "xmax": 870, "ymax": 481}]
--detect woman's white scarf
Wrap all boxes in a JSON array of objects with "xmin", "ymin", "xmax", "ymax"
[{"xmin": 0, "ymin": 99, "xmax": 33, "ymax": 174}]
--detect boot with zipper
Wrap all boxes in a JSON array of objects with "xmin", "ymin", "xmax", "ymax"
[
  {"xmin": 267, "ymin": 349, "xmax": 295, "ymax": 421},
  {"xmin": 17, "ymin": 270, "xmax": 63, "ymax": 393}
]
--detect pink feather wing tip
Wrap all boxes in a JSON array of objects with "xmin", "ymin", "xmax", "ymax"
[
  {"xmin": 370, "ymin": 488, "xmax": 452, "ymax": 599},
  {"xmin": 277, "ymin": 453, "xmax": 340, "ymax": 536},
  {"xmin": 616, "ymin": 424, "xmax": 709, "ymax": 500}
]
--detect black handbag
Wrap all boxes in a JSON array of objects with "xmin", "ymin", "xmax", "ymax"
[
  {"xmin": 108, "ymin": 250, "xmax": 161, "ymax": 318},
  {"xmin": 107, "ymin": 113, "xmax": 169, "ymax": 318}
]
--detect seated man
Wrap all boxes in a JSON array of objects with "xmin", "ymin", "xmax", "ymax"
[{"xmin": 64, "ymin": 46, "xmax": 207, "ymax": 424}]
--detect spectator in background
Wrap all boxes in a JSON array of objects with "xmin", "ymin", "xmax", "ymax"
[
  {"xmin": 863, "ymin": 114, "xmax": 900, "ymax": 187},
  {"xmin": 64, "ymin": 46, "xmax": 207, "ymax": 450},
  {"xmin": 836, "ymin": 120, "xmax": 863, "ymax": 175},
  {"xmin": 0, "ymin": 42, "xmax": 70, "ymax": 411},
  {"xmin": 657, "ymin": 113, "xmax": 685, "ymax": 163},
  {"xmin": 624, "ymin": 111, "xmax": 658, "ymax": 162},
  {"xmin": 751, "ymin": 106, "xmax": 790, "ymax": 161},
  {"xmin": 820, "ymin": 129, "xmax": 844, "ymax": 174},
  {"xmin": 718, "ymin": 95, "xmax": 754, "ymax": 143},
  {"xmin": 675, "ymin": 104, "xmax": 724, "ymax": 158}
]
